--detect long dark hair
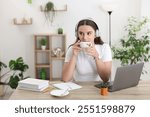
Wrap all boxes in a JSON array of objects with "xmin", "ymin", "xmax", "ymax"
[{"xmin": 71, "ymin": 19, "xmax": 104, "ymax": 46}]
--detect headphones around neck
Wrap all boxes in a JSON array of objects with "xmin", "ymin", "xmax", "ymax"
[{"xmin": 75, "ymin": 18, "xmax": 100, "ymax": 38}]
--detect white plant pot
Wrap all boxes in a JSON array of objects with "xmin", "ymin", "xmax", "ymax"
[{"xmin": 41, "ymin": 46, "xmax": 46, "ymax": 50}]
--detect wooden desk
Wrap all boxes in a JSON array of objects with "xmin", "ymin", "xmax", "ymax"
[{"xmin": 9, "ymin": 80, "xmax": 150, "ymax": 100}]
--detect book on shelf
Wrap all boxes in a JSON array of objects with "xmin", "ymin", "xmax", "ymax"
[{"xmin": 18, "ymin": 78, "xmax": 49, "ymax": 92}]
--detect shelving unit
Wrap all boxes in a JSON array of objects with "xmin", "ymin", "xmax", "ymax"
[
  {"xmin": 34, "ymin": 34, "xmax": 66, "ymax": 81},
  {"xmin": 13, "ymin": 18, "xmax": 32, "ymax": 25},
  {"xmin": 40, "ymin": 4, "xmax": 67, "ymax": 12}
]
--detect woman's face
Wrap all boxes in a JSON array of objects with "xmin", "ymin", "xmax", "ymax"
[{"xmin": 78, "ymin": 25, "xmax": 95, "ymax": 42}]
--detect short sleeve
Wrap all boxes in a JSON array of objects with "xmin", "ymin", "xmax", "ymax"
[
  {"xmin": 101, "ymin": 44, "xmax": 112, "ymax": 62},
  {"xmin": 64, "ymin": 46, "xmax": 73, "ymax": 62}
]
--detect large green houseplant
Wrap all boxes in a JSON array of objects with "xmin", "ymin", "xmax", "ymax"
[
  {"xmin": 0, "ymin": 57, "xmax": 29, "ymax": 89},
  {"xmin": 112, "ymin": 17, "xmax": 150, "ymax": 68}
]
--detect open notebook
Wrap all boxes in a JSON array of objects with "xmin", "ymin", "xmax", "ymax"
[{"xmin": 52, "ymin": 82, "xmax": 82, "ymax": 91}]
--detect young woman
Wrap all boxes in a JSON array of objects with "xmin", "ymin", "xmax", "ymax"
[{"xmin": 62, "ymin": 19, "xmax": 112, "ymax": 82}]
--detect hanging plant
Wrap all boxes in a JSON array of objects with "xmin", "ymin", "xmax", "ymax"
[{"xmin": 44, "ymin": 1, "xmax": 55, "ymax": 24}]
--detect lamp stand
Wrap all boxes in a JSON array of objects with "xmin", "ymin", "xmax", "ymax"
[
  {"xmin": 108, "ymin": 11, "xmax": 112, "ymax": 83},
  {"xmin": 108, "ymin": 11, "xmax": 112, "ymax": 47}
]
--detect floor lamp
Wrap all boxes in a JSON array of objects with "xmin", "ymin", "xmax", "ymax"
[
  {"xmin": 108, "ymin": 11, "xmax": 112, "ymax": 47},
  {"xmin": 101, "ymin": 4, "xmax": 115, "ymax": 47},
  {"xmin": 101, "ymin": 4, "xmax": 117, "ymax": 84}
]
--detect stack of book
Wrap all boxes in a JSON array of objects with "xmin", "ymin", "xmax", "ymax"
[{"xmin": 18, "ymin": 78, "xmax": 49, "ymax": 91}]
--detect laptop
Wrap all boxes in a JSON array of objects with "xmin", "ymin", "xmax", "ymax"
[{"xmin": 95, "ymin": 62, "xmax": 144, "ymax": 92}]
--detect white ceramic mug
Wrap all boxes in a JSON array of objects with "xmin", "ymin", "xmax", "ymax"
[{"xmin": 80, "ymin": 42, "xmax": 92, "ymax": 48}]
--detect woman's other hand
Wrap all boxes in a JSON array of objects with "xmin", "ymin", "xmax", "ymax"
[
  {"xmin": 72, "ymin": 41, "xmax": 82, "ymax": 57},
  {"xmin": 85, "ymin": 43, "xmax": 99, "ymax": 59}
]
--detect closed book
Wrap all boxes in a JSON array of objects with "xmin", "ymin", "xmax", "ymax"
[
  {"xmin": 18, "ymin": 85, "xmax": 48, "ymax": 92},
  {"xmin": 18, "ymin": 78, "xmax": 49, "ymax": 90}
]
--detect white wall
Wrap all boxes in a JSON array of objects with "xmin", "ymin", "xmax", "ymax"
[
  {"xmin": 140, "ymin": 0, "xmax": 150, "ymax": 79},
  {"xmin": 0, "ymin": 0, "xmax": 149, "ymax": 79},
  {"xmin": 141, "ymin": 0, "xmax": 150, "ymax": 18}
]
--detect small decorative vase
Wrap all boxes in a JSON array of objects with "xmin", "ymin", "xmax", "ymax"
[{"xmin": 100, "ymin": 88, "xmax": 108, "ymax": 96}]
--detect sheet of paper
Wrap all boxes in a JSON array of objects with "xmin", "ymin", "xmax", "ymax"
[{"xmin": 52, "ymin": 82, "xmax": 82, "ymax": 90}]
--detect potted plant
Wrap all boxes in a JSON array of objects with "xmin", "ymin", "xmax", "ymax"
[
  {"xmin": 0, "ymin": 57, "xmax": 29, "ymax": 91},
  {"xmin": 57, "ymin": 28, "xmax": 63, "ymax": 34},
  {"xmin": 44, "ymin": 1, "xmax": 55, "ymax": 24},
  {"xmin": 40, "ymin": 38, "xmax": 47, "ymax": 50},
  {"xmin": 100, "ymin": 82, "xmax": 109, "ymax": 96},
  {"xmin": 112, "ymin": 17, "xmax": 150, "ymax": 73},
  {"xmin": 40, "ymin": 68, "xmax": 46, "ymax": 80}
]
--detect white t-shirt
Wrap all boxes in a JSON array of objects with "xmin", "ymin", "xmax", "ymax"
[{"xmin": 64, "ymin": 43, "xmax": 112, "ymax": 81}]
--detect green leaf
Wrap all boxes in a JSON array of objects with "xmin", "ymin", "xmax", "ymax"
[{"xmin": 8, "ymin": 75, "xmax": 20, "ymax": 89}]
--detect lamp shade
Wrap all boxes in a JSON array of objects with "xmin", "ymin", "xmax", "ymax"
[{"xmin": 101, "ymin": 4, "xmax": 118, "ymax": 12}]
